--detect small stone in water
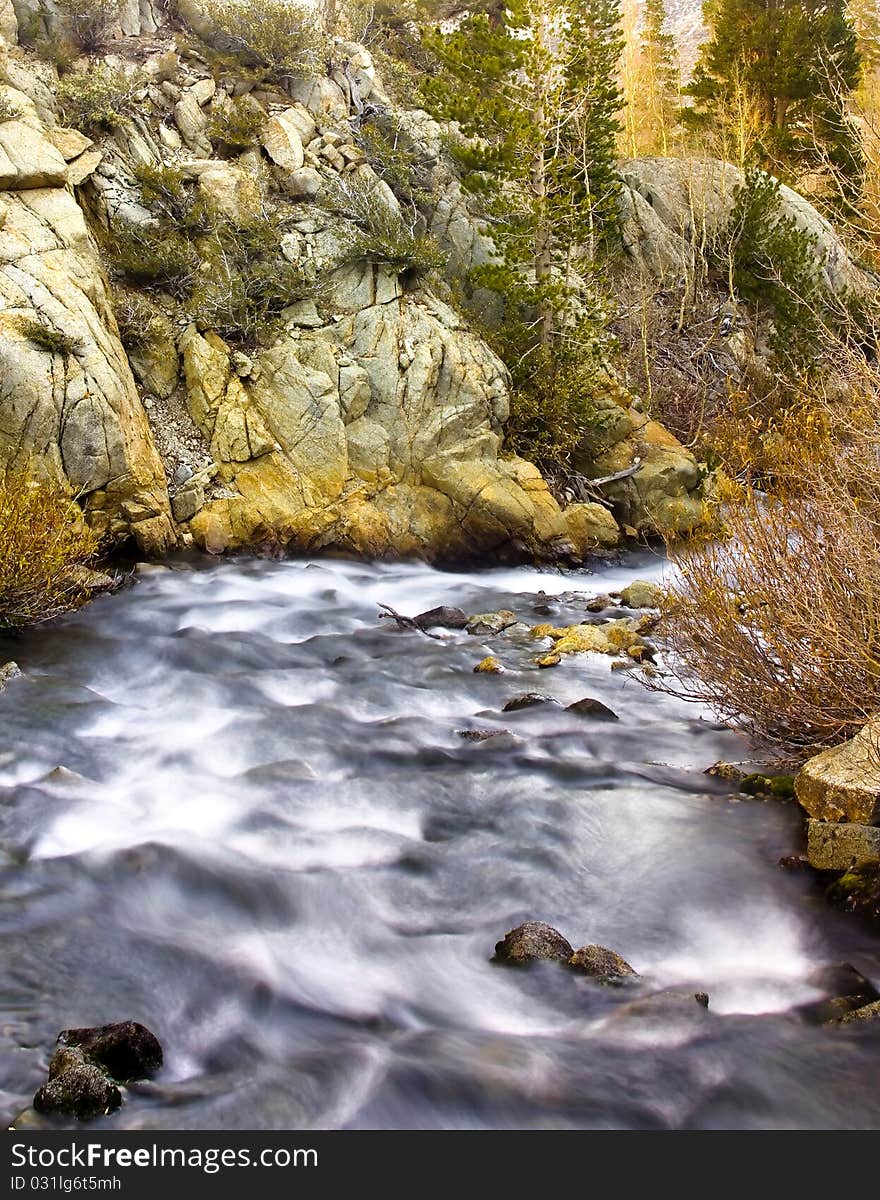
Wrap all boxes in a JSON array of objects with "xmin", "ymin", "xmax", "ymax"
[
  {"xmin": 585, "ymin": 593, "xmax": 616, "ymax": 613},
  {"xmin": 466, "ymin": 611, "xmax": 518, "ymax": 635},
  {"xmin": 474, "ymin": 656, "xmax": 504, "ymax": 674},
  {"xmin": 502, "ymin": 693, "xmax": 556, "ymax": 712},
  {"xmin": 414, "ymin": 606, "xmax": 469, "ymax": 630},
  {"xmin": 566, "ymin": 698, "xmax": 619, "ymax": 721},
  {"xmin": 569, "ymin": 944, "xmax": 638, "ymax": 981},
  {"xmin": 34, "ymin": 1060, "xmax": 122, "ymax": 1120},
  {"xmin": 493, "ymin": 921, "xmax": 574, "ymax": 965}
]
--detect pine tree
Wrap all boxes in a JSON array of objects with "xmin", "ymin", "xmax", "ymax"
[
  {"xmin": 640, "ymin": 0, "xmax": 680, "ymax": 154},
  {"xmin": 686, "ymin": 0, "xmax": 862, "ymax": 185},
  {"xmin": 420, "ymin": 0, "xmax": 624, "ymax": 346}
]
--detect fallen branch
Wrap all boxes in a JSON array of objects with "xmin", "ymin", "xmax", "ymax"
[{"xmin": 377, "ymin": 603, "xmax": 446, "ymax": 640}]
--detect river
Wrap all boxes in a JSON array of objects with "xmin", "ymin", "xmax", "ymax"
[{"xmin": 1, "ymin": 551, "xmax": 878, "ymax": 1129}]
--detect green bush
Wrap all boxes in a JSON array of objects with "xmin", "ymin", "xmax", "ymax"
[
  {"xmin": 56, "ymin": 64, "xmax": 140, "ymax": 135},
  {"xmin": 113, "ymin": 291, "xmax": 169, "ymax": 351},
  {"xmin": 356, "ymin": 116, "xmax": 427, "ymax": 205},
  {"xmin": 53, "ymin": 0, "xmax": 122, "ymax": 51},
  {"xmin": 0, "ymin": 95, "xmax": 21, "ymax": 123},
  {"xmin": 186, "ymin": 208, "xmax": 314, "ymax": 346},
  {"xmin": 206, "ymin": 97, "xmax": 266, "ymax": 156},
  {"xmin": 189, "ymin": 0, "xmax": 327, "ymax": 84},
  {"xmin": 0, "ymin": 476, "xmax": 100, "ymax": 629},
  {"xmin": 504, "ymin": 343, "xmax": 620, "ymax": 476},
  {"xmin": 18, "ymin": 317, "xmax": 82, "ymax": 356},
  {"xmin": 324, "ymin": 174, "xmax": 442, "ymax": 280},
  {"xmin": 103, "ymin": 227, "xmax": 199, "ymax": 297}
]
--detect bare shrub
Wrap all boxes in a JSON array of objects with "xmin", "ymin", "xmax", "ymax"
[
  {"xmin": 53, "ymin": 0, "xmax": 121, "ymax": 51},
  {"xmin": 188, "ymin": 0, "xmax": 327, "ymax": 85},
  {"xmin": 654, "ymin": 349, "xmax": 880, "ymax": 760}
]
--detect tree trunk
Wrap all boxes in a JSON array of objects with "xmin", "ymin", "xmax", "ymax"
[{"xmin": 532, "ymin": 3, "xmax": 552, "ymax": 347}]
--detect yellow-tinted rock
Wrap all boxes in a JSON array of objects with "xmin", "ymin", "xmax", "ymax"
[
  {"xmin": 562, "ymin": 502, "xmax": 619, "ymax": 552},
  {"xmin": 796, "ymin": 721, "xmax": 880, "ymax": 825},
  {"xmin": 474, "ymin": 655, "xmax": 504, "ymax": 674}
]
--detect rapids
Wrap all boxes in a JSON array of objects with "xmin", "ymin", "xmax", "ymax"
[{"xmin": 1, "ymin": 552, "xmax": 878, "ymax": 1129}]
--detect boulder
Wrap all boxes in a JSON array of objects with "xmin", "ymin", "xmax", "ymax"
[
  {"xmin": 262, "ymin": 111, "xmax": 305, "ymax": 172},
  {"xmin": 56, "ymin": 1021, "xmax": 163, "ymax": 1081},
  {"xmin": 196, "ymin": 163, "xmax": 261, "ymax": 223},
  {"xmin": 529, "ymin": 620, "xmax": 645, "ymax": 659},
  {"xmin": 493, "ymin": 922, "xmax": 574, "ymax": 966},
  {"xmin": 66, "ymin": 147, "xmax": 103, "ymax": 187},
  {"xmin": 283, "ymin": 165, "xmax": 322, "ymax": 200},
  {"xmin": 174, "ymin": 93, "xmax": 212, "ymax": 156},
  {"xmin": 620, "ymin": 157, "xmax": 874, "ymax": 300},
  {"xmin": 837, "ymin": 999, "xmax": 880, "ymax": 1024},
  {"xmin": 806, "ymin": 820, "xmax": 880, "ymax": 871},
  {"xmin": 171, "ymin": 479, "xmax": 205, "ymax": 523},
  {"xmin": 45, "ymin": 127, "xmax": 92, "ymax": 162},
  {"xmin": 0, "ymin": 120, "xmax": 68, "ymax": 188},
  {"xmin": 796, "ymin": 722, "xmax": 880, "ymax": 825},
  {"xmin": 569, "ymin": 944, "xmax": 638, "ymax": 981}
]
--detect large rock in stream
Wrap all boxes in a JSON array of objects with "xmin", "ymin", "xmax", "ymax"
[{"xmin": 32, "ymin": 1021, "xmax": 163, "ymax": 1121}]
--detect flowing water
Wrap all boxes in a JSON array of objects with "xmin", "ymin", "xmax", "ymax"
[{"xmin": 1, "ymin": 552, "xmax": 878, "ymax": 1130}]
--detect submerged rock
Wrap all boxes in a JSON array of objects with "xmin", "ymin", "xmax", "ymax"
[
  {"xmin": 502, "ymin": 693, "xmax": 556, "ymax": 712},
  {"xmin": 566, "ymin": 698, "xmax": 619, "ymax": 721},
  {"xmin": 837, "ymin": 999, "xmax": 880, "ymax": 1024},
  {"xmin": 826, "ymin": 860, "xmax": 880, "ymax": 927},
  {"xmin": 467, "ymin": 611, "xmax": 518, "ymax": 635},
  {"xmin": 414, "ymin": 606, "xmax": 469, "ymax": 630},
  {"xmin": 569, "ymin": 944, "xmax": 638, "ymax": 981},
  {"xmin": 608, "ymin": 989, "xmax": 712, "ymax": 1021},
  {"xmin": 493, "ymin": 921, "xmax": 574, "ymax": 966},
  {"xmin": 800, "ymin": 963, "xmax": 880, "ymax": 1024},
  {"xmin": 457, "ymin": 729, "xmax": 510, "ymax": 742}
]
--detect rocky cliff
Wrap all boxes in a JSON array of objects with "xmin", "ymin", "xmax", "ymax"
[{"xmin": 0, "ymin": 4, "xmax": 748, "ymax": 561}]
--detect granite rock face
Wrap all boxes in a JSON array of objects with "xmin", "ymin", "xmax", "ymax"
[{"xmin": 7, "ymin": 16, "xmax": 834, "ymax": 562}]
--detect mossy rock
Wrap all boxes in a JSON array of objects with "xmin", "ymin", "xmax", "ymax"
[{"xmin": 740, "ymin": 773, "xmax": 796, "ymax": 799}]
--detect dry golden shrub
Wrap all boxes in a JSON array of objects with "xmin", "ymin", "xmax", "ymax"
[
  {"xmin": 0, "ymin": 477, "xmax": 101, "ymax": 629},
  {"xmin": 654, "ymin": 350, "xmax": 880, "ymax": 760}
]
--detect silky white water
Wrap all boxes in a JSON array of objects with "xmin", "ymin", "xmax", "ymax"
[{"xmin": 1, "ymin": 552, "xmax": 878, "ymax": 1129}]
